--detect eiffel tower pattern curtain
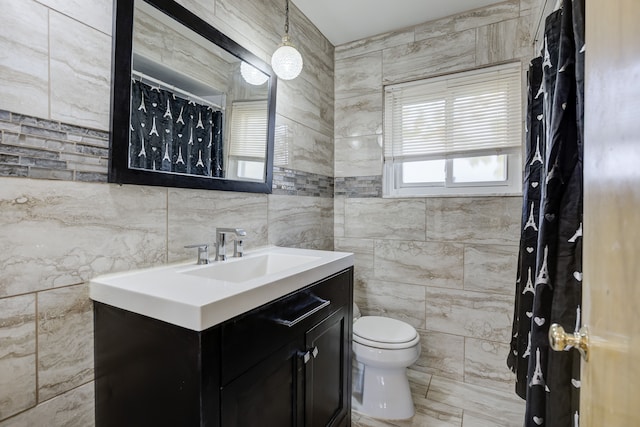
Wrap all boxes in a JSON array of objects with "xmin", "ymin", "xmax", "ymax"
[
  {"xmin": 507, "ymin": 0, "xmax": 585, "ymax": 425},
  {"xmin": 129, "ymin": 80, "xmax": 224, "ymax": 177}
]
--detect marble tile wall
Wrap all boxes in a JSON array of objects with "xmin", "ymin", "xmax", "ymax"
[
  {"xmin": 49, "ymin": 11, "xmax": 111, "ymax": 131},
  {"xmin": 267, "ymin": 195, "xmax": 334, "ymax": 249},
  {"xmin": 37, "ymin": 285, "xmax": 94, "ymax": 402},
  {"xmin": 334, "ymin": 0, "xmax": 540, "ymax": 423},
  {"xmin": 335, "ymin": 197, "xmax": 522, "ymax": 392},
  {"xmin": 274, "ymin": 114, "xmax": 334, "ymax": 179},
  {"xmin": 0, "ymin": 0, "xmax": 334, "ymax": 424},
  {"xmin": 0, "ymin": 1, "xmax": 50, "ymax": 120},
  {"xmin": 0, "ymin": 295, "xmax": 36, "ymax": 421},
  {"xmin": 0, "ymin": 383, "xmax": 94, "ymax": 427}
]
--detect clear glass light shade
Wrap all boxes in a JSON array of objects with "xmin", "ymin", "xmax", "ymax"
[
  {"xmin": 271, "ymin": 36, "xmax": 303, "ymax": 80},
  {"xmin": 240, "ymin": 61, "xmax": 269, "ymax": 86}
]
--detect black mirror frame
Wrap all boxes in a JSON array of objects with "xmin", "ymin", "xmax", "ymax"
[{"xmin": 109, "ymin": 0, "xmax": 277, "ymax": 193}]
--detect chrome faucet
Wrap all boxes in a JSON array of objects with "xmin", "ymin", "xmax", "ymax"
[
  {"xmin": 184, "ymin": 243, "xmax": 210, "ymax": 265},
  {"xmin": 215, "ymin": 228, "xmax": 247, "ymax": 261}
]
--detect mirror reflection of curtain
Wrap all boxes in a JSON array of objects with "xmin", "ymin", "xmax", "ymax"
[
  {"xmin": 211, "ymin": 110, "xmax": 224, "ymax": 177},
  {"xmin": 130, "ymin": 80, "xmax": 224, "ymax": 177}
]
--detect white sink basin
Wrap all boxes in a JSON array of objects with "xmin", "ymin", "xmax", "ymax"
[
  {"xmin": 179, "ymin": 253, "xmax": 322, "ymax": 283},
  {"xmin": 90, "ymin": 246, "xmax": 353, "ymax": 331}
]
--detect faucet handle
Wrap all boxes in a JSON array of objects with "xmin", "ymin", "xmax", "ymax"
[
  {"xmin": 216, "ymin": 227, "xmax": 247, "ymax": 237},
  {"xmin": 215, "ymin": 228, "xmax": 248, "ymax": 261},
  {"xmin": 184, "ymin": 244, "xmax": 210, "ymax": 265},
  {"xmin": 234, "ymin": 239, "xmax": 244, "ymax": 258}
]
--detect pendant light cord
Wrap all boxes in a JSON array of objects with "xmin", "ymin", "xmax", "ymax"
[{"xmin": 284, "ymin": 0, "xmax": 290, "ymax": 35}]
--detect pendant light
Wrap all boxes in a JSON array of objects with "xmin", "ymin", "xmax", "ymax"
[
  {"xmin": 271, "ymin": 0, "xmax": 303, "ymax": 80},
  {"xmin": 240, "ymin": 61, "xmax": 269, "ymax": 86}
]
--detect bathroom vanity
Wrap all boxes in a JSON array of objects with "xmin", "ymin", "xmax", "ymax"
[{"xmin": 90, "ymin": 247, "xmax": 354, "ymax": 427}]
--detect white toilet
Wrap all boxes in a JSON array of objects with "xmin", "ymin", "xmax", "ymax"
[{"xmin": 352, "ymin": 303, "xmax": 421, "ymax": 420}]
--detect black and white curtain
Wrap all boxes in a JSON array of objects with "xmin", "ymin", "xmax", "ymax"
[
  {"xmin": 508, "ymin": 0, "xmax": 585, "ymax": 426},
  {"xmin": 130, "ymin": 80, "xmax": 224, "ymax": 177}
]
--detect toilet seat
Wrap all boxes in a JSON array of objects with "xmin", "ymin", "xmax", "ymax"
[{"xmin": 353, "ymin": 316, "xmax": 419, "ymax": 349}]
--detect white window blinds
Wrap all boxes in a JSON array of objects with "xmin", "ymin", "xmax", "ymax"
[
  {"xmin": 384, "ymin": 62, "xmax": 522, "ymax": 161},
  {"xmin": 274, "ymin": 124, "xmax": 290, "ymax": 166},
  {"xmin": 229, "ymin": 100, "xmax": 268, "ymax": 158}
]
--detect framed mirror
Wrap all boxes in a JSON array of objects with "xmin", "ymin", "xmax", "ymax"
[{"xmin": 110, "ymin": 0, "xmax": 277, "ymax": 193}]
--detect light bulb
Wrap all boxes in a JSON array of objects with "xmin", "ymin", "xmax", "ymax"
[
  {"xmin": 240, "ymin": 61, "xmax": 269, "ymax": 86},
  {"xmin": 271, "ymin": 35, "xmax": 303, "ymax": 81}
]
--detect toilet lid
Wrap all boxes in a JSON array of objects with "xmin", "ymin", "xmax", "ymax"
[{"xmin": 353, "ymin": 316, "xmax": 418, "ymax": 345}]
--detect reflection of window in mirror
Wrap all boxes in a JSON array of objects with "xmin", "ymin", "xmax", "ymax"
[
  {"xmin": 274, "ymin": 124, "xmax": 290, "ymax": 167},
  {"xmin": 227, "ymin": 100, "xmax": 268, "ymax": 181}
]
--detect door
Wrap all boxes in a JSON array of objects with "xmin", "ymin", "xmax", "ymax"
[
  {"xmin": 220, "ymin": 341, "xmax": 304, "ymax": 427},
  {"xmin": 582, "ymin": 0, "xmax": 640, "ymax": 425},
  {"xmin": 304, "ymin": 307, "xmax": 348, "ymax": 427}
]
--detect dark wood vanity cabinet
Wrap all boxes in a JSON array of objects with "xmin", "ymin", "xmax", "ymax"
[
  {"xmin": 94, "ymin": 268, "xmax": 353, "ymax": 427},
  {"xmin": 303, "ymin": 307, "xmax": 349, "ymax": 427}
]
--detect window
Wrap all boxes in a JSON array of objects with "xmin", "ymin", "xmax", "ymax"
[
  {"xmin": 383, "ymin": 62, "xmax": 522, "ymax": 197},
  {"xmin": 228, "ymin": 100, "xmax": 268, "ymax": 181}
]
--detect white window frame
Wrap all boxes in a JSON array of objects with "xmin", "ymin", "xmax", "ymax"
[
  {"xmin": 383, "ymin": 62, "xmax": 523, "ymax": 198},
  {"xmin": 227, "ymin": 100, "xmax": 268, "ymax": 181}
]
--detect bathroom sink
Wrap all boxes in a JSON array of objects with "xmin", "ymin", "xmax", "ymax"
[
  {"xmin": 89, "ymin": 246, "xmax": 353, "ymax": 331},
  {"xmin": 180, "ymin": 253, "xmax": 322, "ymax": 283}
]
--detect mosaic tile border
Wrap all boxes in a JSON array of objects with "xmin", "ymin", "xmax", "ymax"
[
  {"xmin": 334, "ymin": 175, "xmax": 382, "ymax": 198},
  {"xmin": 0, "ymin": 110, "xmax": 110, "ymax": 182},
  {"xmin": 0, "ymin": 110, "xmax": 336, "ymax": 198},
  {"xmin": 272, "ymin": 166, "xmax": 334, "ymax": 198}
]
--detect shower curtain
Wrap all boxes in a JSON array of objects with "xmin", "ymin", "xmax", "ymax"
[
  {"xmin": 508, "ymin": 0, "xmax": 584, "ymax": 426},
  {"xmin": 130, "ymin": 80, "xmax": 224, "ymax": 177}
]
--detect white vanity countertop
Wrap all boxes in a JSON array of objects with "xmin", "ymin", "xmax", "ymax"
[{"xmin": 89, "ymin": 246, "xmax": 354, "ymax": 331}]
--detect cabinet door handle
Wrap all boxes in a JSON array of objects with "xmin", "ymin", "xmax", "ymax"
[
  {"xmin": 311, "ymin": 346, "xmax": 319, "ymax": 358},
  {"xmin": 273, "ymin": 299, "xmax": 331, "ymax": 327},
  {"xmin": 302, "ymin": 351, "xmax": 311, "ymax": 364}
]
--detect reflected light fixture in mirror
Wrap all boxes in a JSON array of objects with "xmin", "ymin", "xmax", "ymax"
[
  {"xmin": 271, "ymin": 0, "xmax": 303, "ymax": 80},
  {"xmin": 241, "ymin": 61, "xmax": 269, "ymax": 85}
]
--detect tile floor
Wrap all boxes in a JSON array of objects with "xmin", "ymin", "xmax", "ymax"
[{"xmin": 351, "ymin": 369, "xmax": 526, "ymax": 427}]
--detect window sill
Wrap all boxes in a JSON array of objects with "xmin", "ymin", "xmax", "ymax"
[{"xmin": 382, "ymin": 190, "xmax": 523, "ymax": 199}]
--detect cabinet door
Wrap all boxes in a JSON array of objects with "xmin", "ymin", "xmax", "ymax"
[
  {"xmin": 304, "ymin": 307, "xmax": 349, "ymax": 427},
  {"xmin": 221, "ymin": 341, "xmax": 304, "ymax": 427}
]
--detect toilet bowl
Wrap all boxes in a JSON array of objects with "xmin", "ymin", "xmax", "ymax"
[{"xmin": 352, "ymin": 304, "xmax": 421, "ymax": 420}]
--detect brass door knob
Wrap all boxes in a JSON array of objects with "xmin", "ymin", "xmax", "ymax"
[{"xmin": 548, "ymin": 323, "xmax": 590, "ymax": 361}]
